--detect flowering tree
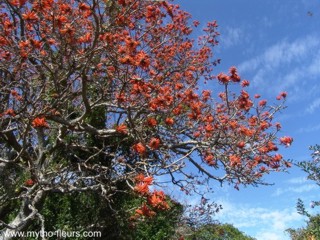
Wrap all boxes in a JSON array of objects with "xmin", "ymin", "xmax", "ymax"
[{"xmin": 0, "ymin": 0, "xmax": 292, "ymax": 237}]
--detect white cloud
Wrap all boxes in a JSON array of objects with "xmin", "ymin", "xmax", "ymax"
[
  {"xmin": 237, "ymin": 35, "xmax": 320, "ymax": 99},
  {"xmin": 220, "ymin": 26, "xmax": 245, "ymax": 49},
  {"xmin": 286, "ymin": 176, "xmax": 308, "ymax": 184},
  {"xmin": 308, "ymin": 54, "xmax": 320, "ymax": 76},
  {"xmin": 273, "ymin": 184, "xmax": 318, "ymax": 196},
  {"xmin": 215, "ymin": 199, "xmax": 304, "ymax": 240},
  {"xmin": 306, "ymin": 98, "xmax": 320, "ymax": 114},
  {"xmin": 298, "ymin": 123, "xmax": 320, "ymax": 133},
  {"xmin": 239, "ymin": 35, "xmax": 320, "ymax": 74},
  {"xmin": 234, "ymin": 34, "xmax": 320, "ymax": 113},
  {"xmin": 256, "ymin": 231, "xmax": 288, "ymax": 240}
]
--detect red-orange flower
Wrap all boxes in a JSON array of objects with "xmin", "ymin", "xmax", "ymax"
[
  {"xmin": 279, "ymin": 136, "xmax": 293, "ymax": 147},
  {"xmin": 260, "ymin": 166, "xmax": 267, "ymax": 172},
  {"xmin": 135, "ymin": 173, "xmax": 145, "ymax": 182},
  {"xmin": 237, "ymin": 141, "xmax": 245, "ymax": 148},
  {"xmin": 5, "ymin": 109, "xmax": 15, "ymax": 117},
  {"xmin": 204, "ymin": 154, "xmax": 215, "ymax": 166},
  {"xmin": 79, "ymin": 3, "xmax": 90, "ymax": 11},
  {"xmin": 260, "ymin": 121, "xmax": 270, "ymax": 130},
  {"xmin": 284, "ymin": 161, "xmax": 292, "ymax": 168},
  {"xmin": 135, "ymin": 51, "xmax": 150, "ymax": 68},
  {"xmin": 9, "ymin": 0, "xmax": 27, "ymax": 6},
  {"xmin": 25, "ymin": 179, "xmax": 34, "ymax": 186},
  {"xmin": 147, "ymin": 118, "xmax": 157, "ymax": 127},
  {"xmin": 133, "ymin": 142, "xmax": 146, "ymax": 155},
  {"xmin": 273, "ymin": 154, "xmax": 283, "ymax": 162},
  {"xmin": 276, "ymin": 91, "xmax": 287, "ymax": 100},
  {"xmin": 241, "ymin": 80, "xmax": 250, "ymax": 87},
  {"xmin": 134, "ymin": 174, "xmax": 153, "ymax": 189},
  {"xmin": 205, "ymin": 124, "xmax": 214, "ymax": 132},
  {"xmin": 22, "ymin": 11, "xmax": 38, "ymax": 21},
  {"xmin": 229, "ymin": 155, "xmax": 241, "ymax": 167},
  {"xmin": 134, "ymin": 182, "xmax": 149, "ymax": 194},
  {"xmin": 60, "ymin": 24, "xmax": 75, "ymax": 35},
  {"xmin": 205, "ymin": 154, "xmax": 214, "ymax": 162},
  {"xmin": 135, "ymin": 204, "xmax": 156, "ymax": 217},
  {"xmin": 143, "ymin": 176, "xmax": 153, "ymax": 185},
  {"xmin": 229, "ymin": 120, "xmax": 238, "ymax": 129},
  {"xmin": 259, "ymin": 100, "xmax": 267, "ymax": 107},
  {"xmin": 116, "ymin": 124, "xmax": 128, "ymax": 134},
  {"xmin": 202, "ymin": 90, "xmax": 211, "ymax": 101},
  {"xmin": 193, "ymin": 131, "xmax": 201, "ymax": 138},
  {"xmin": 147, "ymin": 190, "xmax": 170, "ymax": 210},
  {"xmin": 149, "ymin": 137, "xmax": 161, "ymax": 150},
  {"xmin": 78, "ymin": 32, "xmax": 92, "ymax": 44},
  {"xmin": 275, "ymin": 122, "xmax": 282, "ymax": 131},
  {"xmin": 11, "ymin": 90, "xmax": 18, "ymax": 96},
  {"xmin": 165, "ymin": 117, "xmax": 174, "ymax": 125},
  {"xmin": 32, "ymin": 117, "xmax": 49, "ymax": 128},
  {"xmin": 217, "ymin": 73, "xmax": 230, "ymax": 84},
  {"xmin": 238, "ymin": 90, "xmax": 253, "ymax": 111},
  {"xmin": 239, "ymin": 126, "xmax": 254, "ymax": 137},
  {"xmin": 229, "ymin": 66, "xmax": 237, "ymax": 75},
  {"xmin": 267, "ymin": 141, "xmax": 278, "ymax": 151}
]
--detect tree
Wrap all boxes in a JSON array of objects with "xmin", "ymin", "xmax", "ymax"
[
  {"xmin": 0, "ymin": 0, "xmax": 292, "ymax": 238},
  {"xmin": 171, "ymin": 197, "xmax": 256, "ymax": 240},
  {"xmin": 286, "ymin": 214, "xmax": 320, "ymax": 240},
  {"xmin": 286, "ymin": 145, "xmax": 320, "ymax": 240},
  {"xmin": 185, "ymin": 223, "xmax": 256, "ymax": 240}
]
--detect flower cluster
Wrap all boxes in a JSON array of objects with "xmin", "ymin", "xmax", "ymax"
[
  {"xmin": 25, "ymin": 179, "xmax": 34, "ymax": 186},
  {"xmin": 32, "ymin": 117, "xmax": 49, "ymax": 128},
  {"xmin": 217, "ymin": 66, "xmax": 241, "ymax": 84},
  {"xmin": 115, "ymin": 124, "xmax": 128, "ymax": 134},
  {"xmin": 280, "ymin": 136, "xmax": 293, "ymax": 147},
  {"xmin": 133, "ymin": 174, "xmax": 170, "ymax": 219},
  {"xmin": 133, "ymin": 142, "xmax": 147, "ymax": 155}
]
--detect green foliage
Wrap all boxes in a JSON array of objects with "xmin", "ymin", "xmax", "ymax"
[
  {"xmin": 26, "ymin": 191, "xmax": 107, "ymax": 239},
  {"xmin": 185, "ymin": 223, "xmax": 256, "ymax": 240},
  {"xmin": 286, "ymin": 214, "xmax": 320, "ymax": 240},
  {"xmin": 25, "ymin": 187, "xmax": 183, "ymax": 240},
  {"xmin": 296, "ymin": 198, "xmax": 311, "ymax": 218},
  {"xmin": 130, "ymin": 202, "xmax": 183, "ymax": 240},
  {"xmin": 297, "ymin": 145, "xmax": 320, "ymax": 187},
  {"xmin": 286, "ymin": 145, "xmax": 320, "ymax": 240}
]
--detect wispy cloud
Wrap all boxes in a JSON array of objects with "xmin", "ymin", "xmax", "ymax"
[
  {"xmin": 298, "ymin": 123, "xmax": 320, "ymax": 133},
  {"xmin": 286, "ymin": 176, "xmax": 308, "ymax": 184},
  {"xmin": 306, "ymin": 98, "xmax": 320, "ymax": 114},
  {"xmin": 273, "ymin": 184, "xmax": 318, "ymax": 197},
  {"xmin": 239, "ymin": 35, "xmax": 320, "ymax": 74},
  {"xmin": 236, "ymin": 34, "xmax": 320, "ymax": 109},
  {"xmin": 238, "ymin": 34, "xmax": 319, "ymax": 87},
  {"xmin": 215, "ymin": 199, "xmax": 304, "ymax": 240},
  {"xmin": 220, "ymin": 26, "xmax": 245, "ymax": 49},
  {"xmin": 307, "ymin": 53, "xmax": 320, "ymax": 76},
  {"xmin": 255, "ymin": 231, "xmax": 287, "ymax": 240}
]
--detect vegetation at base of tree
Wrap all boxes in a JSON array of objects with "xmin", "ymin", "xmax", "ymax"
[
  {"xmin": 13, "ymin": 189, "xmax": 255, "ymax": 240},
  {"xmin": 23, "ymin": 189, "xmax": 183, "ymax": 240},
  {"xmin": 183, "ymin": 223, "xmax": 256, "ymax": 240}
]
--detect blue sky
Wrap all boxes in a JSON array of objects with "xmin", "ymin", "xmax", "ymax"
[{"xmin": 174, "ymin": 0, "xmax": 320, "ymax": 239}]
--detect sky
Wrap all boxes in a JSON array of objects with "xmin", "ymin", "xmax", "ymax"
[{"xmin": 173, "ymin": 0, "xmax": 320, "ymax": 239}]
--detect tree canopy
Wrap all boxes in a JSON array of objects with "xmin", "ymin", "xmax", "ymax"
[{"xmin": 0, "ymin": 0, "xmax": 292, "ymax": 238}]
